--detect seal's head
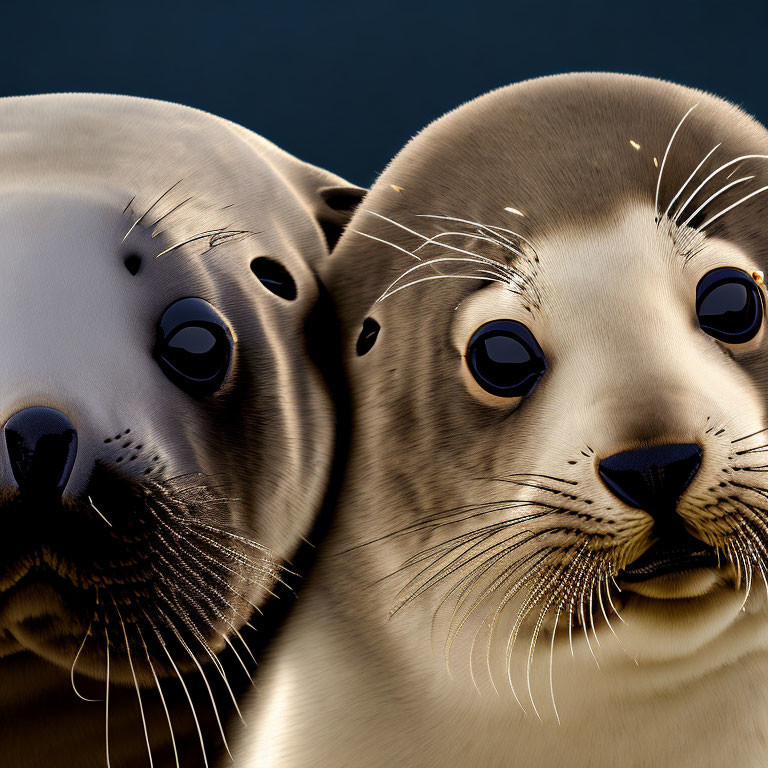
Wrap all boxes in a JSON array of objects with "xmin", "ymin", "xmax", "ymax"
[
  {"xmin": 0, "ymin": 94, "xmax": 362, "ymax": 685},
  {"xmin": 326, "ymin": 73, "xmax": 768, "ymax": 702}
]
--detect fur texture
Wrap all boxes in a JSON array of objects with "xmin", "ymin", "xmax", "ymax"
[
  {"xmin": 234, "ymin": 73, "xmax": 768, "ymax": 767},
  {"xmin": 0, "ymin": 93, "xmax": 361, "ymax": 768}
]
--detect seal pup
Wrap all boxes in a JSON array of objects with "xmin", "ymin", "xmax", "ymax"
[
  {"xmin": 234, "ymin": 73, "xmax": 768, "ymax": 768},
  {"xmin": 0, "ymin": 93, "xmax": 362, "ymax": 768}
]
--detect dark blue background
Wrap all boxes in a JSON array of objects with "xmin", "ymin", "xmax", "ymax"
[{"xmin": 2, "ymin": 0, "xmax": 766, "ymax": 186}]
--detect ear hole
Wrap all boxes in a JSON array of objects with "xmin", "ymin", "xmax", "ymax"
[
  {"xmin": 356, "ymin": 318, "xmax": 380, "ymax": 356},
  {"xmin": 250, "ymin": 257, "xmax": 298, "ymax": 301},
  {"xmin": 124, "ymin": 254, "xmax": 142, "ymax": 276},
  {"xmin": 320, "ymin": 186, "xmax": 366, "ymax": 213},
  {"xmin": 317, "ymin": 185, "xmax": 367, "ymax": 250}
]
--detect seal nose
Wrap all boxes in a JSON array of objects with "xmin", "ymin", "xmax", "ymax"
[
  {"xmin": 4, "ymin": 406, "xmax": 78, "ymax": 495},
  {"xmin": 598, "ymin": 443, "xmax": 702, "ymax": 514}
]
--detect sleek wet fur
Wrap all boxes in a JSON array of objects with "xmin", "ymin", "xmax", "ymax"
[
  {"xmin": 0, "ymin": 94, "xmax": 362, "ymax": 768},
  {"xmin": 234, "ymin": 74, "xmax": 768, "ymax": 767}
]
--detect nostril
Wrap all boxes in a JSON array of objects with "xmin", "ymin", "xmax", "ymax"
[
  {"xmin": 4, "ymin": 407, "xmax": 78, "ymax": 495},
  {"xmin": 598, "ymin": 443, "xmax": 702, "ymax": 514}
]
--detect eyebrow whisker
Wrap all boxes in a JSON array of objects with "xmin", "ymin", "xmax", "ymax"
[
  {"xmin": 149, "ymin": 196, "xmax": 194, "ymax": 234},
  {"xmin": 123, "ymin": 179, "xmax": 184, "ymax": 243},
  {"xmin": 377, "ymin": 273, "xmax": 514, "ymax": 302},
  {"xmin": 664, "ymin": 143, "xmax": 721, "ymax": 220},
  {"xmin": 351, "ymin": 229, "xmax": 422, "ymax": 261},
  {"xmin": 414, "ymin": 230, "xmax": 528, "ymax": 262},
  {"xmin": 655, "ymin": 104, "xmax": 697, "ymax": 221},
  {"xmin": 696, "ymin": 185, "xmax": 768, "ymax": 233},
  {"xmin": 379, "ymin": 256, "xmax": 516, "ymax": 298},
  {"xmin": 416, "ymin": 214, "xmax": 539, "ymax": 260},
  {"xmin": 674, "ymin": 154, "xmax": 768, "ymax": 223},
  {"xmin": 679, "ymin": 176, "xmax": 755, "ymax": 228}
]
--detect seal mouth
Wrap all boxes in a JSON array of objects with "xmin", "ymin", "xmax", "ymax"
[{"xmin": 620, "ymin": 528, "xmax": 720, "ymax": 582}]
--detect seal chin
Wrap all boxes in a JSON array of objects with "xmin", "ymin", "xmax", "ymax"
[
  {"xmin": 0, "ymin": 576, "xmax": 88, "ymax": 660},
  {"xmin": 621, "ymin": 567, "xmax": 725, "ymax": 600},
  {"xmin": 618, "ymin": 529, "xmax": 726, "ymax": 600}
]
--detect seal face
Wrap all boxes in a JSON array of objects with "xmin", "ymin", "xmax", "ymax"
[
  {"xmin": 235, "ymin": 74, "xmax": 768, "ymax": 768},
  {"xmin": 0, "ymin": 93, "xmax": 362, "ymax": 765}
]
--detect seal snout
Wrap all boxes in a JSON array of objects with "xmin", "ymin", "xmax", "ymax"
[
  {"xmin": 597, "ymin": 443, "xmax": 702, "ymax": 515},
  {"xmin": 4, "ymin": 406, "xmax": 78, "ymax": 496}
]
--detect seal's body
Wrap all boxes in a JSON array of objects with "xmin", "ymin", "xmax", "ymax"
[
  {"xmin": 0, "ymin": 93, "xmax": 359, "ymax": 767},
  {"xmin": 235, "ymin": 74, "xmax": 768, "ymax": 767}
]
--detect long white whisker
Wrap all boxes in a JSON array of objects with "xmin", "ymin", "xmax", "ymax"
[
  {"xmin": 416, "ymin": 214, "xmax": 539, "ymax": 257},
  {"xmin": 676, "ymin": 154, "xmax": 768, "ymax": 222},
  {"xmin": 218, "ymin": 630, "xmax": 255, "ymax": 683},
  {"xmin": 71, "ymin": 621, "xmax": 101, "ymax": 702},
  {"xmin": 526, "ymin": 609, "xmax": 547, "ymax": 721},
  {"xmin": 153, "ymin": 622, "xmax": 210, "ymax": 768},
  {"xmin": 350, "ymin": 229, "xmax": 421, "ymax": 261},
  {"xmin": 137, "ymin": 626, "xmax": 180, "ymax": 768},
  {"xmin": 88, "ymin": 496, "xmax": 112, "ymax": 527},
  {"xmin": 157, "ymin": 590, "xmax": 246, "ymax": 720},
  {"xmin": 104, "ymin": 628, "xmax": 112, "ymax": 768},
  {"xmin": 159, "ymin": 610, "xmax": 233, "ymax": 759},
  {"xmin": 117, "ymin": 608, "xmax": 154, "ymax": 768},
  {"xmin": 655, "ymin": 105, "xmax": 698, "ymax": 219},
  {"xmin": 696, "ymin": 186, "xmax": 768, "ymax": 233},
  {"xmin": 579, "ymin": 590, "xmax": 599, "ymax": 669},
  {"xmin": 679, "ymin": 176, "xmax": 755, "ymax": 228},
  {"xmin": 549, "ymin": 608, "xmax": 561, "ymax": 725},
  {"xmin": 366, "ymin": 211, "xmax": 517, "ymax": 264},
  {"xmin": 413, "ymin": 230, "xmax": 527, "ymax": 261},
  {"xmin": 378, "ymin": 274, "xmax": 509, "ymax": 303},
  {"xmin": 381, "ymin": 256, "xmax": 513, "ymax": 297},
  {"xmin": 598, "ymin": 577, "xmax": 636, "ymax": 664},
  {"xmin": 664, "ymin": 143, "xmax": 721, "ymax": 220}
]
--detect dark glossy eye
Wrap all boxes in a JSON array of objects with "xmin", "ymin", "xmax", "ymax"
[
  {"xmin": 696, "ymin": 267, "xmax": 764, "ymax": 344},
  {"xmin": 466, "ymin": 320, "xmax": 547, "ymax": 398},
  {"xmin": 155, "ymin": 298, "xmax": 234, "ymax": 396}
]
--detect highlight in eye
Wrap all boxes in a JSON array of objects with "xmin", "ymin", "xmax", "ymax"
[
  {"xmin": 696, "ymin": 267, "xmax": 764, "ymax": 344},
  {"xmin": 155, "ymin": 297, "xmax": 234, "ymax": 396},
  {"xmin": 466, "ymin": 320, "xmax": 546, "ymax": 398}
]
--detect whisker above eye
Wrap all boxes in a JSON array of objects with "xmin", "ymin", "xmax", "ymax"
[
  {"xmin": 664, "ymin": 142, "xmax": 721, "ymax": 221},
  {"xmin": 122, "ymin": 178, "xmax": 184, "ymax": 243},
  {"xmin": 377, "ymin": 273, "xmax": 513, "ymax": 303},
  {"xmin": 415, "ymin": 214, "xmax": 540, "ymax": 260},
  {"xmin": 678, "ymin": 176, "xmax": 754, "ymax": 228},
  {"xmin": 655, "ymin": 104, "xmax": 698, "ymax": 220},
  {"xmin": 378, "ymin": 255, "xmax": 517, "ymax": 300},
  {"xmin": 673, "ymin": 153, "xmax": 768, "ymax": 223},
  {"xmin": 351, "ymin": 229, "xmax": 422, "ymax": 260},
  {"xmin": 413, "ymin": 229, "xmax": 528, "ymax": 262},
  {"xmin": 696, "ymin": 185, "xmax": 768, "ymax": 233},
  {"xmin": 366, "ymin": 210, "xmax": 525, "ymax": 265}
]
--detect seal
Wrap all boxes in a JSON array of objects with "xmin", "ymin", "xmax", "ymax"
[
  {"xmin": 0, "ymin": 93, "xmax": 362, "ymax": 768},
  {"xmin": 234, "ymin": 73, "xmax": 768, "ymax": 768}
]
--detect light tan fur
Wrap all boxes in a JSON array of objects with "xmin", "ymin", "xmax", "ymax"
[
  {"xmin": 234, "ymin": 74, "xmax": 768, "ymax": 767},
  {"xmin": 0, "ymin": 94, "xmax": 361, "ymax": 767}
]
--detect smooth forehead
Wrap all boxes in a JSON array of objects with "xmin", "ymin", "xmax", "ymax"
[
  {"xmin": 0, "ymin": 93, "xmax": 326, "ymax": 268},
  {"xmin": 0, "ymin": 94, "xmax": 261, "ymax": 197},
  {"xmin": 368, "ymin": 74, "xmax": 768, "ymax": 235},
  {"xmin": 0, "ymin": 189, "xmax": 203, "ymax": 294},
  {"xmin": 329, "ymin": 74, "xmax": 768, "ymax": 329}
]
